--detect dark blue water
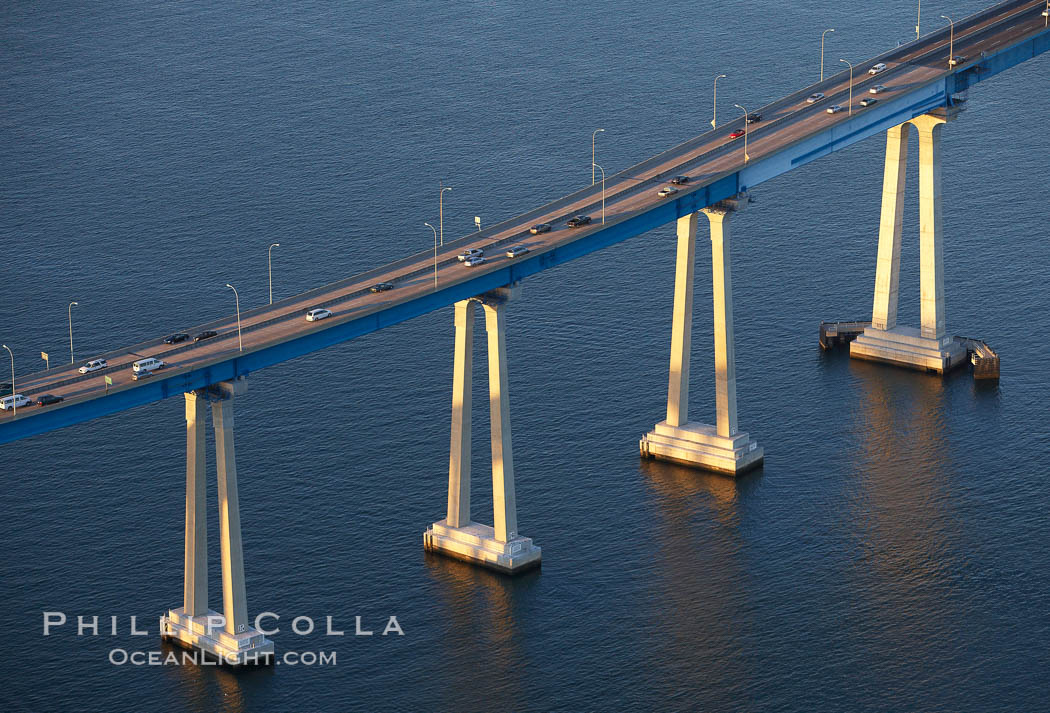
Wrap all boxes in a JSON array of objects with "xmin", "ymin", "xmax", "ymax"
[{"xmin": 2, "ymin": 1, "xmax": 1049, "ymax": 711}]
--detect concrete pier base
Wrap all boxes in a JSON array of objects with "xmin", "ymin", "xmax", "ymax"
[
  {"xmin": 850, "ymin": 325, "xmax": 966, "ymax": 373},
  {"xmin": 425, "ymin": 520, "xmax": 541, "ymax": 574},
  {"xmin": 640, "ymin": 420, "xmax": 763, "ymax": 476},
  {"xmin": 161, "ymin": 607, "xmax": 273, "ymax": 666}
]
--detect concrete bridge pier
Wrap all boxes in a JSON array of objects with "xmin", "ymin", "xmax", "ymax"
[
  {"xmin": 425, "ymin": 283, "xmax": 541, "ymax": 573},
  {"xmin": 640, "ymin": 196, "xmax": 763, "ymax": 476},
  {"xmin": 161, "ymin": 378, "xmax": 274, "ymax": 665},
  {"xmin": 850, "ymin": 107, "xmax": 966, "ymax": 373}
]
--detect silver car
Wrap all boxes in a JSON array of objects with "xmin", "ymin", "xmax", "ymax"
[
  {"xmin": 505, "ymin": 246, "xmax": 529, "ymax": 258},
  {"xmin": 806, "ymin": 92, "xmax": 826, "ymax": 103}
]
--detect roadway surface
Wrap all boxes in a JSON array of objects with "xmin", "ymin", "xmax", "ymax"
[{"xmin": 3, "ymin": 0, "xmax": 1048, "ymax": 425}]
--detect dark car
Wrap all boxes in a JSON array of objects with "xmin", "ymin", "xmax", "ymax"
[
  {"xmin": 860, "ymin": 97, "xmax": 878, "ymax": 107},
  {"xmin": 36, "ymin": 394, "xmax": 64, "ymax": 406},
  {"xmin": 370, "ymin": 282, "xmax": 395, "ymax": 293},
  {"xmin": 194, "ymin": 330, "xmax": 218, "ymax": 343},
  {"xmin": 164, "ymin": 333, "xmax": 189, "ymax": 345},
  {"xmin": 670, "ymin": 175, "xmax": 690, "ymax": 185},
  {"xmin": 529, "ymin": 223, "xmax": 551, "ymax": 235},
  {"xmin": 745, "ymin": 113, "xmax": 762, "ymax": 124},
  {"xmin": 729, "ymin": 129, "xmax": 745, "ymax": 139},
  {"xmin": 566, "ymin": 215, "xmax": 591, "ymax": 228}
]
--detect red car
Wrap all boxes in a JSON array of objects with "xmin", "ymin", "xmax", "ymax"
[{"xmin": 729, "ymin": 129, "xmax": 745, "ymax": 139}]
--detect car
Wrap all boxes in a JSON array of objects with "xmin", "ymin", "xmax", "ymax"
[
  {"xmin": 868, "ymin": 63, "xmax": 888, "ymax": 75},
  {"xmin": 306, "ymin": 308, "xmax": 332, "ymax": 322},
  {"xmin": 194, "ymin": 330, "xmax": 218, "ymax": 342},
  {"xmin": 0, "ymin": 382, "xmax": 11, "ymax": 397},
  {"xmin": 505, "ymin": 246, "xmax": 529, "ymax": 258},
  {"xmin": 860, "ymin": 97, "xmax": 878, "ymax": 107},
  {"xmin": 458, "ymin": 248, "xmax": 484, "ymax": 262},
  {"xmin": 745, "ymin": 113, "xmax": 762, "ymax": 124},
  {"xmin": 729, "ymin": 129, "xmax": 745, "ymax": 139},
  {"xmin": 36, "ymin": 394, "xmax": 64, "ymax": 406},
  {"xmin": 529, "ymin": 223, "xmax": 551, "ymax": 235},
  {"xmin": 670, "ymin": 175, "xmax": 690, "ymax": 185},
  {"xmin": 463, "ymin": 255, "xmax": 486, "ymax": 267},
  {"xmin": 806, "ymin": 92, "xmax": 826, "ymax": 103},
  {"xmin": 0, "ymin": 394, "xmax": 31, "ymax": 411},
  {"xmin": 131, "ymin": 370, "xmax": 153, "ymax": 381},
  {"xmin": 370, "ymin": 282, "xmax": 395, "ymax": 293},
  {"xmin": 78, "ymin": 358, "xmax": 108, "ymax": 374},
  {"xmin": 132, "ymin": 357, "xmax": 165, "ymax": 373},
  {"xmin": 826, "ymin": 104, "xmax": 844, "ymax": 114},
  {"xmin": 949, "ymin": 55, "xmax": 966, "ymax": 67},
  {"xmin": 658, "ymin": 186, "xmax": 678, "ymax": 197},
  {"xmin": 566, "ymin": 215, "xmax": 591, "ymax": 228},
  {"xmin": 164, "ymin": 333, "xmax": 189, "ymax": 345},
  {"xmin": 869, "ymin": 84, "xmax": 887, "ymax": 94}
]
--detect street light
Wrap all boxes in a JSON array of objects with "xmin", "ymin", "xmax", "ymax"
[
  {"xmin": 592, "ymin": 163, "xmax": 606, "ymax": 224},
  {"xmin": 942, "ymin": 15, "xmax": 955, "ymax": 67},
  {"xmin": 592, "ymin": 129, "xmax": 605, "ymax": 184},
  {"xmin": 68, "ymin": 301, "xmax": 78, "ymax": 364},
  {"xmin": 917, "ymin": 0, "xmax": 921, "ymax": 40},
  {"xmin": 268, "ymin": 243, "xmax": 280, "ymax": 304},
  {"xmin": 2, "ymin": 345, "xmax": 14, "ymax": 416},
  {"xmin": 425, "ymin": 222, "xmax": 438, "ymax": 291},
  {"xmin": 225, "ymin": 284, "xmax": 242, "ymax": 352},
  {"xmin": 1044, "ymin": 0, "xmax": 1049, "ymax": 28},
  {"xmin": 439, "ymin": 185, "xmax": 452, "ymax": 246},
  {"xmin": 733, "ymin": 104, "xmax": 751, "ymax": 164},
  {"xmin": 840, "ymin": 59, "xmax": 854, "ymax": 115},
  {"xmin": 711, "ymin": 74, "xmax": 726, "ymax": 129},
  {"xmin": 821, "ymin": 29, "xmax": 835, "ymax": 81}
]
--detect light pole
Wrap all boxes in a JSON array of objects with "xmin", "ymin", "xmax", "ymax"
[
  {"xmin": 439, "ymin": 185, "xmax": 452, "ymax": 246},
  {"xmin": 225, "ymin": 284, "xmax": 242, "ymax": 352},
  {"xmin": 821, "ymin": 29, "xmax": 835, "ymax": 81},
  {"xmin": 2, "ymin": 345, "xmax": 14, "ymax": 415},
  {"xmin": 840, "ymin": 59, "xmax": 854, "ymax": 115},
  {"xmin": 592, "ymin": 163, "xmax": 606, "ymax": 224},
  {"xmin": 425, "ymin": 222, "xmax": 438, "ymax": 291},
  {"xmin": 1044, "ymin": 0, "xmax": 1049, "ymax": 27},
  {"xmin": 917, "ymin": 0, "xmax": 921, "ymax": 40},
  {"xmin": 68, "ymin": 301, "xmax": 78, "ymax": 364},
  {"xmin": 592, "ymin": 128, "xmax": 605, "ymax": 184},
  {"xmin": 267, "ymin": 243, "xmax": 280, "ymax": 304},
  {"xmin": 733, "ymin": 104, "xmax": 751, "ymax": 164},
  {"xmin": 942, "ymin": 15, "xmax": 955, "ymax": 66},
  {"xmin": 711, "ymin": 74, "xmax": 726, "ymax": 129}
]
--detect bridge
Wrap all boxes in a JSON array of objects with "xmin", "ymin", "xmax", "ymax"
[{"xmin": 2, "ymin": 0, "xmax": 1048, "ymax": 664}]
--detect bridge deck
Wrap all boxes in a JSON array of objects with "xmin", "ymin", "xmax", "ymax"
[{"xmin": 2, "ymin": 0, "xmax": 1047, "ymax": 445}]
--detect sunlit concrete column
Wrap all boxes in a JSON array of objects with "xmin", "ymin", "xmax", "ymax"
[
  {"xmin": 911, "ymin": 113, "xmax": 947, "ymax": 341},
  {"xmin": 446, "ymin": 299, "xmax": 475, "ymax": 528},
  {"xmin": 183, "ymin": 390, "xmax": 208, "ymax": 617},
  {"xmin": 162, "ymin": 378, "xmax": 273, "ymax": 666},
  {"xmin": 871, "ymin": 123, "xmax": 910, "ymax": 331},
  {"xmin": 851, "ymin": 107, "xmax": 965, "ymax": 373},
  {"xmin": 641, "ymin": 195, "xmax": 763, "ymax": 476},
  {"xmin": 483, "ymin": 299, "xmax": 518, "ymax": 543},
  {"xmin": 211, "ymin": 383, "xmax": 248, "ymax": 637},
  {"xmin": 708, "ymin": 208, "xmax": 738, "ymax": 438},
  {"xmin": 666, "ymin": 212, "xmax": 698, "ymax": 428},
  {"xmin": 425, "ymin": 283, "xmax": 540, "ymax": 573}
]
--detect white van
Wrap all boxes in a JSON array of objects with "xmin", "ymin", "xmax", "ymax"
[
  {"xmin": 132, "ymin": 357, "xmax": 166, "ymax": 373},
  {"xmin": 868, "ymin": 63, "xmax": 887, "ymax": 75},
  {"xmin": 0, "ymin": 394, "xmax": 31, "ymax": 410}
]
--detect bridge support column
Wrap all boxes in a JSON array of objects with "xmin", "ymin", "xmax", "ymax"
[
  {"xmin": 425, "ymin": 284, "xmax": 541, "ymax": 574},
  {"xmin": 162, "ymin": 378, "xmax": 274, "ymax": 665},
  {"xmin": 851, "ymin": 108, "xmax": 966, "ymax": 373},
  {"xmin": 640, "ymin": 196, "xmax": 763, "ymax": 476}
]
